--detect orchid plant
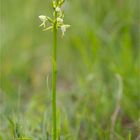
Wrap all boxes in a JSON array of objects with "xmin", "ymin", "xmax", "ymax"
[
  {"xmin": 39, "ymin": 0, "xmax": 70, "ymax": 37},
  {"xmin": 38, "ymin": 0, "xmax": 70, "ymax": 140}
]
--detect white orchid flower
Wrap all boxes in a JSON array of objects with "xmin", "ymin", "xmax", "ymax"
[
  {"xmin": 39, "ymin": 15, "xmax": 47, "ymax": 28},
  {"xmin": 55, "ymin": 7, "xmax": 63, "ymax": 17},
  {"xmin": 61, "ymin": 24, "xmax": 70, "ymax": 37},
  {"xmin": 57, "ymin": 17, "xmax": 63, "ymax": 24}
]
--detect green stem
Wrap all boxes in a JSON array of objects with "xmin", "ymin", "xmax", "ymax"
[{"xmin": 52, "ymin": 19, "xmax": 57, "ymax": 140}]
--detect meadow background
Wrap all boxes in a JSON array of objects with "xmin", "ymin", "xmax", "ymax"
[{"xmin": 0, "ymin": 0, "xmax": 139, "ymax": 139}]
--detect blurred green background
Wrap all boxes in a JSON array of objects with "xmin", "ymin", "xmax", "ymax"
[{"xmin": 0, "ymin": 0, "xmax": 139, "ymax": 139}]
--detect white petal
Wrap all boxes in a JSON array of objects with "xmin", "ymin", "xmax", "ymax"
[{"xmin": 39, "ymin": 15, "xmax": 47, "ymax": 21}]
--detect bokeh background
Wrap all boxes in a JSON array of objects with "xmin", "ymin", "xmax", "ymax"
[{"xmin": 0, "ymin": 0, "xmax": 139, "ymax": 139}]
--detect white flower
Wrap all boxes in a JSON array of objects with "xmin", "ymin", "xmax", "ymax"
[
  {"xmin": 39, "ymin": 15, "xmax": 47, "ymax": 28},
  {"xmin": 55, "ymin": 7, "xmax": 61, "ymax": 12},
  {"xmin": 61, "ymin": 24, "xmax": 70, "ymax": 37},
  {"xmin": 57, "ymin": 17, "xmax": 63, "ymax": 24}
]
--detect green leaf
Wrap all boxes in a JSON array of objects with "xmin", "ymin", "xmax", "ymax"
[{"xmin": 43, "ymin": 26, "xmax": 53, "ymax": 31}]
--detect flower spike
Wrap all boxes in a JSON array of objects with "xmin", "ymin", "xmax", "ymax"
[{"xmin": 39, "ymin": 0, "xmax": 70, "ymax": 37}]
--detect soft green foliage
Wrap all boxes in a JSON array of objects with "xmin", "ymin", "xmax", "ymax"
[{"xmin": 0, "ymin": 0, "xmax": 139, "ymax": 139}]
